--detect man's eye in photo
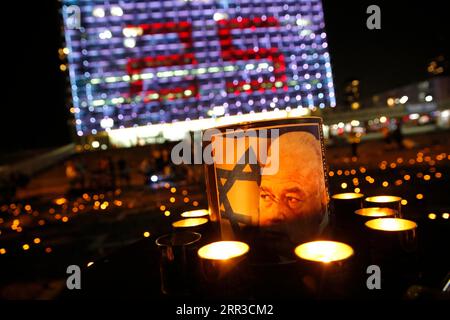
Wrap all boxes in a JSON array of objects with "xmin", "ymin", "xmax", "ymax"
[
  {"xmin": 260, "ymin": 193, "xmax": 273, "ymax": 202},
  {"xmin": 285, "ymin": 196, "xmax": 301, "ymax": 207}
]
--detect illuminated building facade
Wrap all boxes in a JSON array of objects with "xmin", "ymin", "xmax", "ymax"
[{"xmin": 61, "ymin": 0, "xmax": 335, "ymax": 146}]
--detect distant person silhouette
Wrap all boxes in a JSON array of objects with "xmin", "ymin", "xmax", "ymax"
[
  {"xmin": 347, "ymin": 131, "xmax": 361, "ymax": 157},
  {"xmin": 393, "ymin": 120, "xmax": 405, "ymax": 150},
  {"xmin": 117, "ymin": 158, "xmax": 131, "ymax": 187}
]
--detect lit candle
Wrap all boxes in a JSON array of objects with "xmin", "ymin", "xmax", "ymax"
[
  {"xmin": 365, "ymin": 196, "xmax": 402, "ymax": 216},
  {"xmin": 172, "ymin": 214, "xmax": 220, "ymax": 244},
  {"xmin": 342, "ymin": 208, "xmax": 398, "ymax": 260},
  {"xmin": 364, "ymin": 218, "xmax": 419, "ymax": 294},
  {"xmin": 355, "ymin": 207, "xmax": 397, "ymax": 220},
  {"xmin": 294, "ymin": 240, "xmax": 356, "ymax": 299},
  {"xmin": 197, "ymin": 241, "xmax": 250, "ymax": 298},
  {"xmin": 331, "ymin": 193, "xmax": 364, "ymax": 229}
]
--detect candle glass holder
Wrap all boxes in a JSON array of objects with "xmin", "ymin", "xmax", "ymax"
[
  {"xmin": 172, "ymin": 217, "xmax": 217, "ymax": 245},
  {"xmin": 155, "ymin": 231, "xmax": 202, "ymax": 296},
  {"xmin": 197, "ymin": 241, "xmax": 250, "ymax": 299},
  {"xmin": 364, "ymin": 218, "xmax": 419, "ymax": 297},
  {"xmin": 346, "ymin": 207, "xmax": 399, "ymax": 269},
  {"xmin": 331, "ymin": 193, "xmax": 364, "ymax": 229},
  {"xmin": 294, "ymin": 240, "xmax": 356, "ymax": 299},
  {"xmin": 329, "ymin": 193, "xmax": 365, "ymax": 262},
  {"xmin": 365, "ymin": 196, "xmax": 402, "ymax": 217}
]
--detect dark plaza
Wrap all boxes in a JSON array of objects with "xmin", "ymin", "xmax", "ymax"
[{"xmin": 0, "ymin": 0, "xmax": 449, "ymax": 306}]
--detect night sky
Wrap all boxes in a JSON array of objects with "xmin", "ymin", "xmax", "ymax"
[{"xmin": 1, "ymin": 0, "xmax": 448, "ymax": 153}]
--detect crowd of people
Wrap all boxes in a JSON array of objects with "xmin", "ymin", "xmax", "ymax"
[
  {"xmin": 65, "ymin": 147, "xmax": 202, "ymax": 193},
  {"xmin": 0, "ymin": 171, "xmax": 30, "ymax": 203},
  {"xmin": 65, "ymin": 157, "xmax": 129, "ymax": 192}
]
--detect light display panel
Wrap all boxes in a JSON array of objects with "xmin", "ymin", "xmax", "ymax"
[{"xmin": 62, "ymin": 0, "xmax": 336, "ymax": 139}]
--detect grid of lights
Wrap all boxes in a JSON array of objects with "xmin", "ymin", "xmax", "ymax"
[{"xmin": 62, "ymin": 0, "xmax": 336, "ymax": 139}]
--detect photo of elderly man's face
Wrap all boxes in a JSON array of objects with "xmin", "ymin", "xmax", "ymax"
[{"xmin": 258, "ymin": 131, "xmax": 327, "ymax": 236}]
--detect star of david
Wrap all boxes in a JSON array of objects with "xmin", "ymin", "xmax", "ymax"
[{"xmin": 216, "ymin": 147, "xmax": 260, "ymax": 236}]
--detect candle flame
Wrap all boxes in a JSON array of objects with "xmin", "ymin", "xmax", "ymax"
[
  {"xmin": 355, "ymin": 207, "xmax": 397, "ymax": 217},
  {"xmin": 294, "ymin": 241, "xmax": 354, "ymax": 263},
  {"xmin": 365, "ymin": 218, "xmax": 417, "ymax": 231},
  {"xmin": 365, "ymin": 195, "xmax": 402, "ymax": 203},
  {"xmin": 332, "ymin": 193, "xmax": 364, "ymax": 200},
  {"xmin": 172, "ymin": 218, "xmax": 208, "ymax": 228},
  {"xmin": 181, "ymin": 209, "xmax": 210, "ymax": 218},
  {"xmin": 198, "ymin": 241, "xmax": 249, "ymax": 260}
]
